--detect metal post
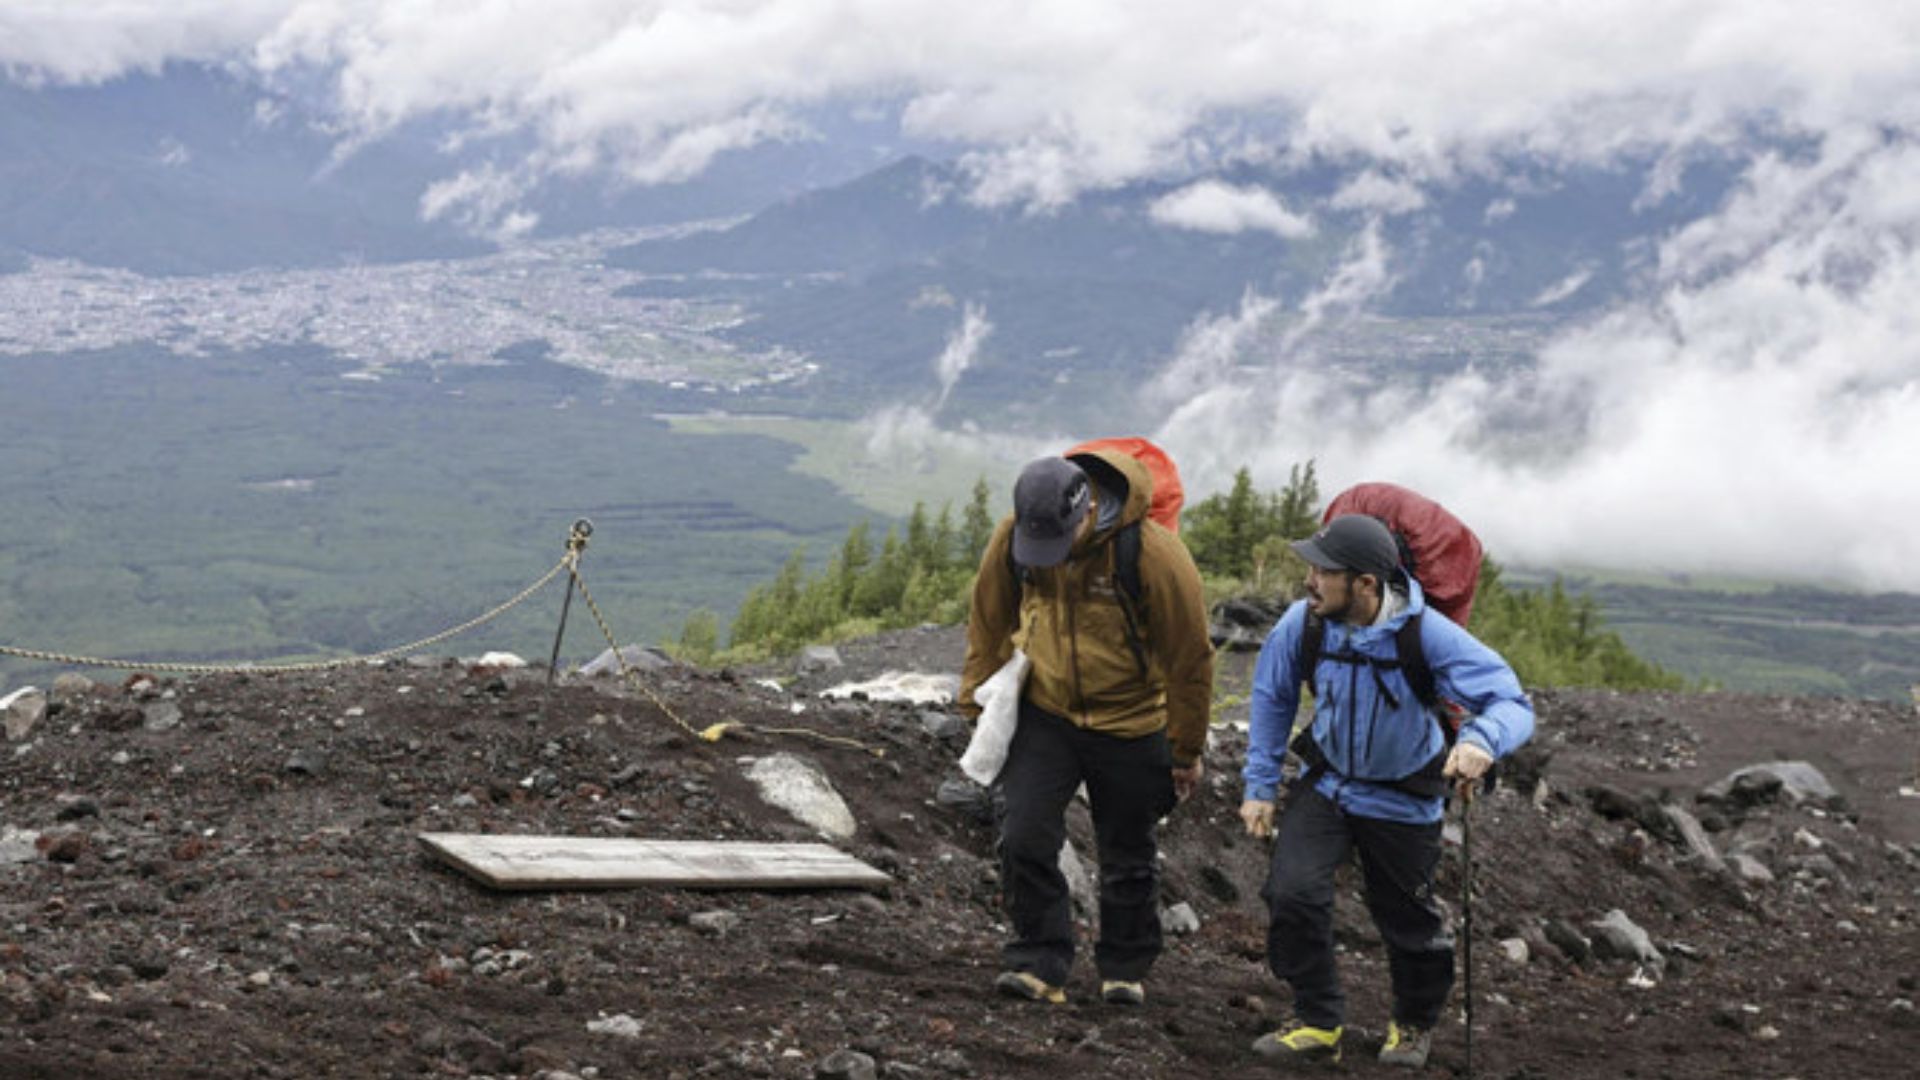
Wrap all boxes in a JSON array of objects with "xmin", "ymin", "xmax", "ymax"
[{"xmin": 545, "ymin": 520, "xmax": 594, "ymax": 689}]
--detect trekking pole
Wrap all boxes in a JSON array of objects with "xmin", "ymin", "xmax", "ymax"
[
  {"xmin": 1461, "ymin": 791, "xmax": 1476, "ymax": 1079},
  {"xmin": 545, "ymin": 519, "xmax": 594, "ymax": 690}
]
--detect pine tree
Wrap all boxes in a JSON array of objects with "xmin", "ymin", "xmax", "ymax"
[{"xmin": 961, "ymin": 477, "xmax": 995, "ymax": 568}]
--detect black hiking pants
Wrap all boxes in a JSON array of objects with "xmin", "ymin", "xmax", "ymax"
[
  {"xmin": 997, "ymin": 698, "xmax": 1177, "ymax": 987},
  {"xmin": 1262, "ymin": 783, "xmax": 1453, "ymax": 1029}
]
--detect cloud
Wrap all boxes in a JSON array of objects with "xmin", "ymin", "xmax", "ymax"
[
  {"xmin": 933, "ymin": 302, "xmax": 993, "ymax": 409},
  {"xmin": 1328, "ymin": 171, "xmax": 1427, "ymax": 215},
  {"xmin": 1150, "ymin": 181, "xmax": 1314, "ymax": 238},
  {"xmin": 419, "ymin": 165, "xmax": 539, "ymax": 243}
]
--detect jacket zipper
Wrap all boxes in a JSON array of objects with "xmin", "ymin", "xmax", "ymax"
[{"xmin": 1065, "ymin": 569, "xmax": 1086, "ymax": 722}]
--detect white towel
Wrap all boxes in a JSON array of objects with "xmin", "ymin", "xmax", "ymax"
[{"xmin": 958, "ymin": 650, "xmax": 1029, "ymax": 784}]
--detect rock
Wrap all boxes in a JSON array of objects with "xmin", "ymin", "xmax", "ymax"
[
  {"xmin": 796, "ymin": 645, "xmax": 844, "ymax": 675},
  {"xmin": 142, "ymin": 701, "xmax": 183, "ymax": 733},
  {"xmin": 690, "ymin": 911, "xmax": 741, "ymax": 937},
  {"xmin": 745, "ymin": 754, "xmax": 858, "ymax": 840},
  {"xmin": 1659, "ymin": 805, "xmax": 1727, "ymax": 874},
  {"xmin": 51, "ymin": 674, "xmax": 95, "ymax": 698},
  {"xmin": 578, "ymin": 645, "xmax": 674, "ymax": 678},
  {"xmin": 1, "ymin": 826, "xmax": 43, "ymax": 866},
  {"xmin": 1543, "ymin": 919, "xmax": 1592, "ymax": 965},
  {"xmin": 39, "ymin": 830, "xmax": 89, "ymax": 863},
  {"xmin": 1209, "ymin": 596, "xmax": 1285, "ymax": 651},
  {"xmin": 1059, "ymin": 840, "xmax": 1096, "ymax": 915},
  {"xmin": 54, "ymin": 796, "xmax": 100, "ymax": 821},
  {"xmin": 1163, "ymin": 902, "xmax": 1202, "ymax": 936},
  {"xmin": 585, "ymin": 1013, "xmax": 644, "ymax": 1038},
  {"xmin": 1584, "ymin": 785, "xmax": 1669, "ymax": 836},
  {"xmin": 1702, "ymin": 761, "xmax": 1838, "ymax": 809},
  {"xmin": 473, "ymin": 651, "xmax": 528, "ymax": 669},
  {"xmin": 816, "ymin": 1049, "xmax": 878, "ymax": 1080},
  {"xmin": 1727, "ymin": 852, "xmax": 1775, "ymax": 884},
  {"xmin": 3, "ymin": 688, "xmax": 46, "ymax": 741},
  {"xmin": 1499, "ymin": 938, "xmax": 1529, "ymax": 964},
  {"xmin": 919, "ymin": 710, "xmax": 969, "ymax": 742},
  {"xmin": 934, "ymin": 778, "xmax": 993, "ymax": 823},
  {"xmin": 1588, "ymin": 909, "xmax": 1664, "ymax": 970},
  {"xmin": 285, "ymin": 750, "xmax": 324, "ymax": 776},
  {"xmin": 928, "ymin": 1049, "xmax": 971, "ymax": 1074}
]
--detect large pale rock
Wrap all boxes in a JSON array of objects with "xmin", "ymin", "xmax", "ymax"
[
  {"xmin": 51, "ymin": 674, "xmax": 95, "ymax": 698},
  {"xmin": 2, "ymin": 688, "xmax": 46, "ymax": 741},
  {"xmin": 1703, "ymin": 762, "xmax": 1838, "ymax": 808},
  {"xmin": 1060, "ymin": 840, "xmax": 1096, "ymax": 915},
  {"xmin": 1, "ymin": 826, "xmax": 42, "ymax": 866},
  {"xmin": 745, "ymin": 754, "xmax": 857, "ymax": 840},
  {"xmin": 796, "ymin": 646, "xmax": 844, "ymax": 675}
]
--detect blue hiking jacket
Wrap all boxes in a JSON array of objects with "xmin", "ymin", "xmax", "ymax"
[{"xmin": 1243, "ymin": 579, "xmax": 1534, "ymax": 824}]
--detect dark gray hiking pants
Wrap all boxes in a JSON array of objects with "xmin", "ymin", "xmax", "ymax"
[{"xmin": 1263, "ymin": 783, "xmax": 1454, "ymax": 1028}]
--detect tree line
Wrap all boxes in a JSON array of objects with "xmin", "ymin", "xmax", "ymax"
[{"xmin": 674, "ymin": 462, "xmax": 1683, "ymax": 692}]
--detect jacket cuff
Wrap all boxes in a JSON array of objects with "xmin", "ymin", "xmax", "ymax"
[{"xmin": 1244, "ymin": 782, "xmax": 1278, "ymax": 803}]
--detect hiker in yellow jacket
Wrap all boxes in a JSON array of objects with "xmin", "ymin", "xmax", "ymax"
[{"xmin": 958, "ymin": 448, "xmax": 1213, "ymax": 1006}]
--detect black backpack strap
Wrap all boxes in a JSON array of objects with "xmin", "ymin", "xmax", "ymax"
[
  {"xmin": 1111, "ymin": 521, "xmax": 1149, "ymax": 679},
  {"xmin": 1394, "ymin": 611, "xmax": 1440, "ymax": 715}
]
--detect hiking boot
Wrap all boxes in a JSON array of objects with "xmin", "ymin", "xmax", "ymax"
[
  {"xmin": 1250, "ymin": 1022, "xmax": 1343, "ymax": 1064},
  {"xmin": 1378, "ymin": 1021, "xmax": 1432, "ymax": 1068},
  {"xmin": 1100, "ymin": 980, "xmax": 1145, "ymax": 1006},
  {"xmin": 994, "ymin": 970, "xmax": 1065, "ymax": 1004}
]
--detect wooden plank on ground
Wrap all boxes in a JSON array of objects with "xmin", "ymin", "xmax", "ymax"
[{"xmin": 418, "ymin": 833, "xmax": 893, "ymax": 892}]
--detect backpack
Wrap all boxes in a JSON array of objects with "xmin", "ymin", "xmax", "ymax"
[
  {"xmin": 1006, "ymin": 438, "xmax": 1186, "ymax": 678},
  {"xmin": 1290, "ymin": 483, "xmax": 1489, "ymax": 797}
]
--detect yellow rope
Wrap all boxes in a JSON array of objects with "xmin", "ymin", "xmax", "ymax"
[
  {"xmin": 0, "ymin": 555, "xmax": 572, "ymax": 675},
  {"xmin": 567, "ymin": 564, "xmax": 883, "ymax": 757}
]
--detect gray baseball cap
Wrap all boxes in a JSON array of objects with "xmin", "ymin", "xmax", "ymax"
[
  {"xmin": 1290, "ymin": 514, "xmax": 1401, "ymax": 580},
  {"xmin": 1012, "ymin": 457, "xmax": 1091, "ymax": 568}
]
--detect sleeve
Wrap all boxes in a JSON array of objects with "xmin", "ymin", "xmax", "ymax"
[
  {"xmin": 1245, "ymin": 603, "xmax": 1307, "ymax": 803},
  {"xmin": 1141, "ymin": 525, "xmax": 1214, "ymax": 766},
  {"xmin": 1423, "ymin": 614, "xmax": 1535, "ymax": 759},
  {"xmin": 957, "ymin": 517, "xmax": 1020, "ymax": 721}
]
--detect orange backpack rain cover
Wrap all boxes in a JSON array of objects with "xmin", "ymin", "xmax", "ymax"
[{"xmin": 1066, "ymin": 437, "xmax": 1185, "ymax": 534}]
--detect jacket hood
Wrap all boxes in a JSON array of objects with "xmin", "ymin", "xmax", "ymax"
[{"xmin": 1066, "ymin": 447, "xmax": 1153, "ymax": 539}]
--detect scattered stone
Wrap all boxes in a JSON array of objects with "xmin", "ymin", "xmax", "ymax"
[
  {"xmin": 54, "ymin": 795, "xmax": 100, "ymax": 821},
  {"xmin": 1162, "ymin": 902, "xmax": 1202, "ymax": 936},
  {"xmin": 1588, "ymin": 909, "xmax": 1664, "ymax": 971},
  {"xmin": 1499, "ymin": 938, "xmax": 1529, "ymax": 964},
  {"xmin": 38, "ymin": 830, "xmax": 89, "ymax": 863},
  {"xmin": 473, "ymin": 651, "xmax": 528, "ymax": 669},
  {"xmin": 797, "ymin": 646, "xmax": 845, "ymax": 675},
  {"xmin": 285, "ymin": 750, "xmax": 324, "ymax": 776},
  {"xmin": 1209, "ymin": 596, "xmax": 1285, "ymax": 652},
  {"xmin": 586, "ymin": 1013, "xmax": 644, "ymax": 1038},
  {"xmin": 1753, "ymin": 1024, "xmax": 1780, "ymax": 1041},
  {"xmin": 689, "ymin": 910, "xmax": 741, "ymax": 937},
  {"xmin": 1059, "ymin": 840, "xmax": 1096, "ymax": 915},
  {"xmin": 142, "ymin": 701, "xmax": 183, "ymax": 733},
  {"xmin": 1660, "ymin": 804, "xmax": 1727, "ymax": 874},
  {"xmin": 1727, "ymin": 852, "xmax": 1775, "ymax": 884},
  {"xmin": 934, "ymin": 778, "xmax": 992, "ymax": 823},
  {"xmin": 2, "ymin": 826, "xmax": 43, "ymax": 865},
  {"xmin": 919, "ymin": 710, "xmax": 969, "ymax": 742},
  {"xmin": 51, "ymin": 674, "xmax": 94, "ymax": 698},
  {"xmin": 3, "ymin": 688, "xmax": 47, "ymax": 741},
  {"xmin": 1543, "ymin": 919, "xmax": 1592, "ymax": 965},
  {"xmin": 745, "ymin": 754, "xmax": 858, "ymax": 839},
  {"xmin": 928, "ymin": 1049, "xmax": 971, "ymax": 1074},
  {"xmin": 816, "ymin": 1049, "xmax": 879, "ymax": 1080}
]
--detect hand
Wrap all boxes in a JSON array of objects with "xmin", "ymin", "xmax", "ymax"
[
  {"xmin": 1171, "ymin": 760, "xmax": 1205, "ymax": 803},
  {"xmin": 1443, "ymin": 741, "xmax": 1495, "ymax": 801},
  {"xmin": 1239, "ymin": 799, "xmax": 1275, "ymax": 839}
]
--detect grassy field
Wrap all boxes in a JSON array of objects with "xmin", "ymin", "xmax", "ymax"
[{"xmin": 0, "ymin": 344, "xmax": 873, "ymax": 686}]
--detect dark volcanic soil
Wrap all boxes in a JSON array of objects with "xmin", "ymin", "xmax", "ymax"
[{"xmin": 3, "ymin": 626, "xmax": 1917, "ymax": 1079}]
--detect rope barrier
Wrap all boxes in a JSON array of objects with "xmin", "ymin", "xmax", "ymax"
[
  {"xmin": 0, "ymin": 554, "xmax": 573, "ymax": 675},
  {"xmin": 567, "ymin": 557, "xmax": 883, "ymax": 758},
  {"xmin": 2, "ymin": 517, "xmax": 885, "ymax": 758}
]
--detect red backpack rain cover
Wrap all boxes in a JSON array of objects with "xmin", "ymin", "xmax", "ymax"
[
  {"xmin": 1066, "ymin": 437, "xmax": 1184, "ymax": 534},
  {"xmin": 1323, "ymin": 482, "xmax": 1483, "ymax": 627}
]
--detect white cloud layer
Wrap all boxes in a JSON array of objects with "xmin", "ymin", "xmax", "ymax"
[{"xmin": 5, "ymin": 2, "xmax": 1920, "ymax": 587}]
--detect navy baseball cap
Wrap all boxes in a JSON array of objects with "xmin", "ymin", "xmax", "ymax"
[
  {"xmin": 1290, "ymin": 514, "xmax": 1401, "ymax": 580},
  {"xmin": 1011, "ymin": 457, "xmax": 1091, "ymax": 567}
]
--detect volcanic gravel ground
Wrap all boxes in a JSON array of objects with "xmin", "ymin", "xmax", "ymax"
[{"xmin": 2, "ymin": 626, "xmax": 1917, "ymax": 1078}]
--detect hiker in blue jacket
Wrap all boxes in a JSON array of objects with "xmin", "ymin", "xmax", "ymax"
[{"xmin": 1240, "ymin": 514, "xmax": 1533, "ymax": 1068}]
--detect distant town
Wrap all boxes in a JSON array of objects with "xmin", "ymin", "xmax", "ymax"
[{"xmin": 0, "ymin": 228, "xmax": 818, "ymax": 393}]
